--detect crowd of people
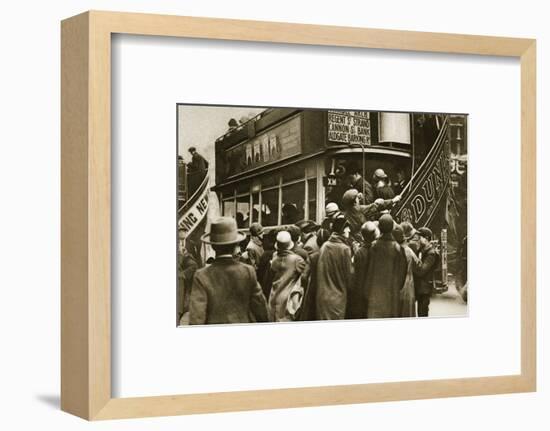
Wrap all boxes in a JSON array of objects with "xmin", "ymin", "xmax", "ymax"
[{"xmin": 178, "ymin": 172, "xmax": 440, "ymax": 325}]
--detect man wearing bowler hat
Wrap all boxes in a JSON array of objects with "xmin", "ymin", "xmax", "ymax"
[
  {"xmin": 413, "ymin": 227, "xmax": 440, "ymax": 317},
  {"xmin": 189, "ymin": 217, "xmax": 268, "ymax": 325}
]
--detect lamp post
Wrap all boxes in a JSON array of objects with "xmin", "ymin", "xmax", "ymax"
[{"xmin": 349, "ymin": 141, "xmax": 367, "ymax": 198}]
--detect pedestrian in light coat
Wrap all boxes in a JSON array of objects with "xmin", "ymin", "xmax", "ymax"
[{"xmin": 268, "ymin": 231, "xmax": 308, "ymax": 322}]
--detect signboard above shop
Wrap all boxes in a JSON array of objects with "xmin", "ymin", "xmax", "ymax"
[{"xmin": 327, "ymin": 110, "xmax": 371, "ymax": 145}]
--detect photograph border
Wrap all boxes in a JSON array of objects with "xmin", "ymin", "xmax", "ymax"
[{"xmin": 61, "ymin": 10, "xmax": 536, "ymax": 420}]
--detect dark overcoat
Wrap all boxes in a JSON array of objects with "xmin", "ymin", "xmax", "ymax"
[
  {"xmin": 299, "ymin": 250, "xmax": 320, "ymax": 321},
  {"xmin": 315, "ymin": 234, "xmax": 353, "ymax": 320},
  {"xmin": 347, "ymin": 242, "xmax": 372, "ymax": 319},
  {"xmin": 189, "ymin": 256, "xmax": 268, "ymax": 324},
  {"xmin": 364, "ymin": 233, "xmax": 407, "ymax": 318},
  {"xmin": 413, "ymin": 244, "xmax": 439, "ymax": 296},
  {"xmin": 400, "ymin": 245, "xmax": 418, "ymax": 317},
  {"xmin": 177, "ymin": 251, "xmax": 199, "ymax": 320},
  {"xmin": 351, "ymin": 176, "xmax": 375, "ymax": 204},
  {"xmin": 374, "ymin": 183, "xmax": 395, "ymax": 200}
]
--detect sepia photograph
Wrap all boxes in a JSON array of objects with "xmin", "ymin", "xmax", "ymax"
[{"xmin": 177, "ymin": 106, "xmax": 468, "ymax": 326}]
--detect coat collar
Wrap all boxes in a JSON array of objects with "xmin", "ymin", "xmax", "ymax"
[
  {"xmin": 377, "ymin": 232, "xmax": 395, "ymax": 241},
  {"xmin": 328, "ymin": 233, "xmax": 349, "ymax": 245},
  {"xmin": 213, "ymin": 255, "xmax": 237, "ymax": 264}
]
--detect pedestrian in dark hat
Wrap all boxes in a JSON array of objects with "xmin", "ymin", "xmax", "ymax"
[
  {"xmin": 413, "ymin": 227, "xmax": 440, "ymax": 317},
  {"xmin": 186, "ymin": 146, "xmax": 209, "ymax": 195},
  {"xmin": 189, "ymin": 217, "xmax": 268, "ymax": 325},
  {"xmin": 177, "ymin": 229, "xmax": 199, "ymax": 325},
  {"xmin": 347, "ymin": 164, "xmax": 374, "ymax": 204},
  {"xmin": 299, "ymin": 228, "xmax": 331, "ymax": 321},
  {"xmin": 362, "ymin": 214, "xmax": 407, "ymax": 319},
  {"xmin": 393, "ymin": 224, "xmax": 418, "ymax": 318},
  {"xmin": 315, "ymin": 214, "xmax": 353, "ymax": 320},
  {"xmin": 341, "ymin": 188, "xmax": 400, "ymax": 247},
  {"xmin": 241, "ymin": 222, "xmax": 264, "ymax": 270},
  {"xmin": 286, "ymin": 224, "xmax": 309, "ymax": 263},
  {"xmin": 347, "ymin": 221, "xmax": 378, "ymax": 319},
  {"xmin": 401, "ymin": 221, "xmax": 421, "ymax": 255},
  {"xmin": 373, "ymin": 168, "xmax": 396, "ymax": 199},
  {"xmin": 257, "ymin": 229, "xmax": 277, "ymax": 300},
  {"xmin": 295, "ymin": 219, "xmax": 320, "ymax": 256}
]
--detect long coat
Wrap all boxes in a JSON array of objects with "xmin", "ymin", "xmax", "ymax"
[
  {"xmin": 189, "ymin": 256, "xmax": 268, "ymax": 325},
  {"xmin": 268, "ymin": 250, "xmax": 307, "ymax": 322},
  {"xmin": 413, "ymin": 244, "xmax": 439, "ymax": 296},
  {"xmin": 177, "ymin": 251, "xmax": 199, "ymax": 320},
  {"xmin": 365, "ymin": 233, "xmax": 407, "ymax": 318},
  {"xmin": 243, "ymin": 236, "xmax": 264, "ymax": 270},
  {"xmin": 400, "ymin": 245, "xmax": 418, "ymax": 317},
  {"xmin": 346, "ymin": 242, "xmax": 372, "ymax": 319},
  {"xmin": 315, "ymin": 234, "xmax": 353, "ymax": 320},
  {"xmin": 299, "ymin": 250, "xmax": 320, "ymax": 321}
]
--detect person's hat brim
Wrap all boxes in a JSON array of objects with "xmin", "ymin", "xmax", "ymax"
[
  {"xmin": 404, "ymin": 228, "xmax": 417, "ymax": 240},
  {"xmin": 275, "ymin": 240, "xmax": 294, "ymax": 251},
  {"xmin": 200, "ymin": 231, "xmax": 246, "ymax": 245}
]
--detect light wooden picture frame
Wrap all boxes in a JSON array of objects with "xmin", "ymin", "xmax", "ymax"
[{"xmin": 61, "ymin": 10, "xmax": 536, "ymax": 421}]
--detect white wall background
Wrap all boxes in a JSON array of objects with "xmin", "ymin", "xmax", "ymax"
[{"xmin": 0, "ymin": 0, "xmax": 547, "ymax": 429}]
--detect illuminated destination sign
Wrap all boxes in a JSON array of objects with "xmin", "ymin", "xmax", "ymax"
[{"xmin": 328, "ymin": 110, "xmax": 371, "ymax": 145}]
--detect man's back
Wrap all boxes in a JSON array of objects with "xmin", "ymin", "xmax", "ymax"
[
  {"xmin": 365, "ymin": 234, "xmax": 407, "ymax": 318},
  {"xmin": 189, "ymin": 257, "xmax": 268, "ymax": 324}
]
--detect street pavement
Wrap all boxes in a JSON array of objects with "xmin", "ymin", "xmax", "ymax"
[{"xmin": 429, "ymin": 279, "xmax": 468, "ymax": 317}]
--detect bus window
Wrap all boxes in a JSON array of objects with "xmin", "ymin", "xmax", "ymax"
[
  {"xmin": 307, "ymin": 178, "xmax": 317, "ymax": 221},
  {"xmin": 261, "ymin": 188, "xmax": 279, "ymax": 227},
  {"xmin": 236, "ymin": 195, "xmax": 250, "ymax": 228},
  {"xmin": 223, "ymin": 199, "xmax": 235, "ymax": 218},
  {"xmin": 281, "ymin": 182, "xmax": 305, "ymax": 224},
  {"xmin": 251, "ymin": 193, "xmax": 259, "ymax": 223}
]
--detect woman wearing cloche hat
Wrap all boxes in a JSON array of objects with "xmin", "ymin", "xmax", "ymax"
[{"xmin": 267, "ymin": 231, "xmax": 308, "ymax": 322}]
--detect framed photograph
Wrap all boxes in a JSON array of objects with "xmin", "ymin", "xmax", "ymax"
[{"xmin": 61, "ymin": 10, "xmax": 536, "ymax": 420}]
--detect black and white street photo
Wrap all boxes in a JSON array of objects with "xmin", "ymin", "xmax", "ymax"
[{"xmin": 177, "ymin": 106, "xmax": 468, "ymax": 326}]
